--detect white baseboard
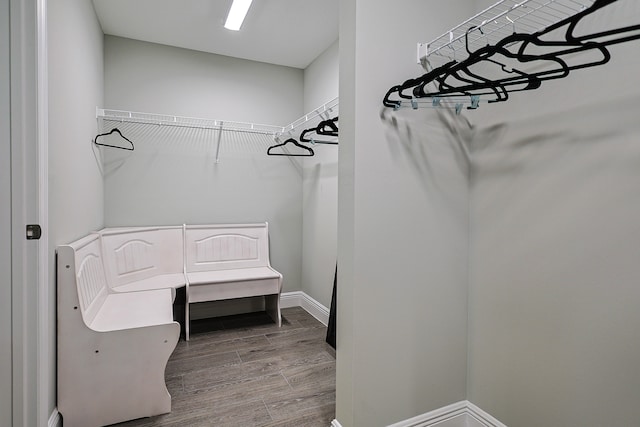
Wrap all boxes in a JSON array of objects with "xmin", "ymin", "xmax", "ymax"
[
  {"xmin": 280, "ymin": 291, "xmax": 304, "ymax": 309},
  {"xmin": 466, "ymin": 402, "xmax": 508, "ymax": 427},
  {"xmin": 48, "ymin": 408, "xmax": 61, "ymax": 427},
  {"xmin": 331, "ymin": 419, "xmax": 343, "ymax": 427},
  {"xmin": 280, "ymin": 291, "xmax": 329, "ymax": 326},
  {"xmin": 387, "ymin": 401, "xmax": 506, "ymax": 427}
]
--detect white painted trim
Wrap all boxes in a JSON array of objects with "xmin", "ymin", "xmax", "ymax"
[
  {"xmin": 36, "ymin": 0, "xmax": 49, "ymax": 425},
  {"xmin": 300, "ymin": 292, "xmax": 330, "ymax": 326},
  {"xmin": 331, "ymin": 419, "xmax": 343, "ymax": 427},
  {"xmin": 280, "ymin": 291, "xmax": 330, "ymax": 326},
  {"xmin": 10, "ymin": 0, "xmax": 40, "ymax": 424},
  {"xmin": 280, "ymin": 291, "xmax": 303, "ymax": 309},
  {"xmin": 48, "ymin": 408, "xmax": 61, "ymax": 427},
  {"xmin": 388, "ymin": 401, "xmax": 468, "ymax": 427},
  {"xmin": 466, "ymin": 402, "xmax": 508, "ymax": 427},
  {"xmin": 386, "ymin": 401, "xmax": 507, "ymax": 427}
]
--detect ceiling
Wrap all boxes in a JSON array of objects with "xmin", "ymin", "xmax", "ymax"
[{"xmin": 92, "ymin": 0, "xmax": 339, "ymax": 69}]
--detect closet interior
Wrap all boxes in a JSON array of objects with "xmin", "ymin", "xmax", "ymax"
[{"xmin": 50, "ymin": 0, "xmax": 340, "ymax": 425}]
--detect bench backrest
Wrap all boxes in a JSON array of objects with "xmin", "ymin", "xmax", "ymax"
[
  {"xmin": 66, "ymin": 233, "xmax": 110, "ymax": 326},
  {"xmin": 100, "ymin": 226, "xmax": 184, "ymax": 289},
  {"xmin": 184, "ymin": 223, "xmax": 271, "ymax": 272}
]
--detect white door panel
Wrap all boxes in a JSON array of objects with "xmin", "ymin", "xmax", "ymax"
[{"xmin": 1, "ymin": 0, "xmax": 13, "ymax": 424}]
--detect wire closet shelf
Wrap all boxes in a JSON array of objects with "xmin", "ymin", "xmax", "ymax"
[
  {"xmin": 417, "ymin": 0, "xmax": 597, "ymax": 67},
  {"xmin": 96, "ymin": 108, "xmax": 285, "ymax": 135},
  {"xmin": 274, "ymin": 97, "xmax": 339, "ymax": 141},
  {"xmin": 97, "ymin": 97, "xmax": 339, "ymax": 137}
]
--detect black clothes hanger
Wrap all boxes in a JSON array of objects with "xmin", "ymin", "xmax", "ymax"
[
  {"xmin": 473, "ymin": 0, "xmax": 621, "ymax": 93},
  {"xmin": 299, "ymin": 128, "xmax": 339, "ymax": 145},
  {"xmin": 384, "ymin": 0, "xmax": 640, "ymax": 108},
  {"xmin": 383, "ymin": 60, "xmax": 458, "ymax": 108},
  {"xmin": 267, "ymin": 138, "xmax": 314, "ymax": 157},
  {"xmin": 316, "ymin": 117, "xmax": 339, "ymax": 136},
  {"xmin": 415, "ymin": 0, "xmax": 636, "ymax": 100},
  {"xmin": 412, "ymin": 28, "xmax": 574, "ymax": 101},
  {"xmin": 93, "ymin": 128, "xmax": 135, "ymax": 151},
  {"xmin": 413, "ymin": 36, "xmax": 571, "ymax": 102},
  {"xmin": 299, "ymin": 117, "xmax": 339, "ymax": 145}
]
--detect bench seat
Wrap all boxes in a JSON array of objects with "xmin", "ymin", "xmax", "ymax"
[
  {"xmin": 90, "ymin": 288, "xmax": 175, "ymax": 332},
  {"xmin": 187, "ymin": 266, "xmax": 280, "ymax": 285},
  {"xmin": 112, "ymin": 273, "xmax": 186, "ymax": 294},
  {"xmin": 187, "ymin": 268, "xmax": 281, "ymax": 303}
]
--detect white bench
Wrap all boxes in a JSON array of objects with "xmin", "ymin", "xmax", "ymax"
[
  {"xmin": 57, "ymin": 223, "xmax": 283, "ymax": 424},
  {"xmin": 57, "ymin": 234, "xmax": 180, "ymax": 427},
  {"xmin": 184, "ymin": 223, "xmax": 283, "ymax": 340},
  {"xmin": 96, "ymin": 222, "xmax": 283, "ymax": 340}
]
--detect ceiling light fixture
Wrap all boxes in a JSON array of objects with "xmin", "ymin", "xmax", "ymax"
[{"xmin": 224, "ymin": 0, "xmax": 253, "ymax": 31}]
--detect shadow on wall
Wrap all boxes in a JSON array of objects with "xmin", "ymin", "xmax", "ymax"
[
  {"xmin": 379, "ymin": 105, "xmax": 473, "ymax": 217},
  {"xmin": 470, "ymin": 93, "xmax": 640, "ymax": 246},
  {"xmin": 380, "ymin": 92, "xmax": 640, "ymax": 199}
]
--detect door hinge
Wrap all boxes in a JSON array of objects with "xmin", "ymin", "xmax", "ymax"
[{"xmin": 26, "ymin": 224, "xmax": 42, "ymax": 240}]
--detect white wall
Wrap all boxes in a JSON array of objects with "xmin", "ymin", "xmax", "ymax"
[
  {"xmin": 467, "ymin": 1, "xmax": 640, "ymax": 425},
  {"xmin": 103, "ymin": 37, "xmax": 305, "ymax": 295},
  {"xmin": 104, "ymin": 36, "xmax": 303, "ymax": 125},
  {"xmin": 302, "ymin": 40, "xmax": 339, "ymax": 308},
  {"xmin": 337, "ymin": 0, "xmax": 356, "ymax": 421},
  {"xmin": 337, "ymin": 1, "xmax": 475, "ymax": 426},
  {"xmin": 48, "ymin": 0, "xmax": 105, "ymax": 416},
  {"xmin": 304, "ymin": 40, "xmax": 339, "ymax": 112}
]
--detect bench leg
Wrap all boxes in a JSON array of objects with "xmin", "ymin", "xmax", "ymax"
[
  {"xmin": 265, "ymin": 294, "xmax": 281, "ymax": 327},
  {"xmin": 185, "ymin": 300, "xmax": 190, "ymax": 341}
]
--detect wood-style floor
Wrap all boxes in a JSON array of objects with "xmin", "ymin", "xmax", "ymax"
[{"xmin": 111, "ymin": 307, "xmax": 336, "ymax": 427}]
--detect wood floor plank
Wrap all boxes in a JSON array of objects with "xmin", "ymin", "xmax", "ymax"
[
  {"xmin": 281, "ymin": 360, "xmax": 336, "ymax": 391},
  {"xmin": 227, "ymin": 317, "xmax": 304, "ymax": 340},
  {"xmin": 166, "ymin": 349, "xmax": 240, "ymax": 376},
  {"xmin": 237, "ymin": 336, "xmax": 333, "ymax": 363},
  {"xmin": 265, "ymin": 325, "xmax": 328, "ymax": 345},
  {"xmin": 261, "ymin": 403, "xmax": 336, "ymax": 427},
  {"xmin": 170, "ymin": 400, "xmax": 273, "ymax": 427},
  {"xmin": 171, "ymin": 334, "xmax": 270, "ymax": 360},
  {"xmin": 183, "ymin": 350, "xmax": 334, "ymax": 392},
  {"xmin": 264, "ymin": 387, "xmax": 336, "ymax": 421},
  {"xmin": 164, "ymin": 374, "xmax": 185, "ymax": 398}
]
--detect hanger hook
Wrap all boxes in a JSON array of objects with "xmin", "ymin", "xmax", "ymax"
[
  {"xmin": 480, "ymin": 20, "xmax": 489, "ymax": 46},
  {"xmin": 465, "ymin": 26, "xmax": 480, "ymax": 55},
  {"xmin": 506, "ymin": 15, "xmax": 515, "ymax": 34}
]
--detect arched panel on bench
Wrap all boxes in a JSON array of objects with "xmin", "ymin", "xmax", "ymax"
[
  {"xmin": 114, "ymin": 239, "xmax": 155, "ymax": 275},
  {"xmin": 100, "ymin": 227, "xmax": 186, "ymax": 292},
  {"xmin": 195, "ymin": 234, "xmax": 259, "ymax": 264},
  {"xmin": 77, "ymin": 247, "xmax": 108, "ymax": 326}
]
